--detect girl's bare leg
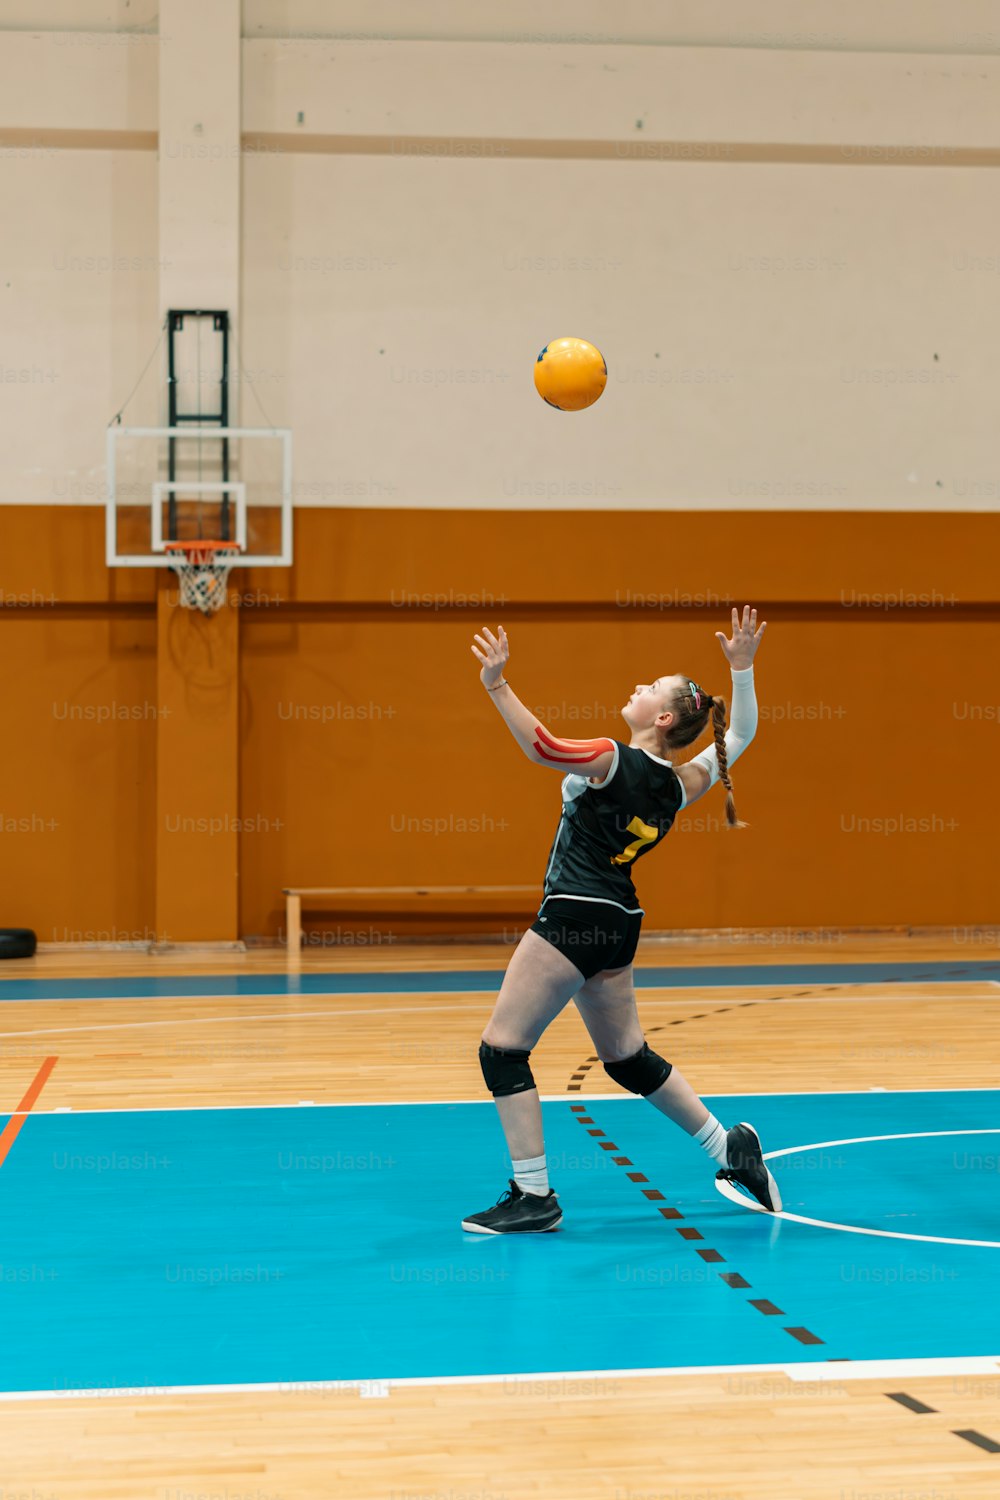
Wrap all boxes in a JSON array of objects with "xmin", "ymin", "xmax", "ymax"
[
  {"xmin": 573, "ymin": 963, "xmax": 712, "ymax": 1132},
  {"xmin": 482, "ymin": 929, "xmax": 585, "ymax": 1160}
]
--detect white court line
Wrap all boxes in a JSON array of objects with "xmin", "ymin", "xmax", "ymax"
[
  {"xmin": 0, "ymin": 985, "xmax": 996, "ymax": 1042},
  {"xmin": 570, "ymin": 1087, "xmax": 1000, "ymax": 1100},
  {"xmin": 717, "ymin": 1128, "xmax": 1000, "ymax": 1248},
  {"xmin": 766, "ymin": 1127, "xmax": 1000, "ymax": 1159},
  {"xmin": 0, "ymin": 1353, "xmax": 997, "ymax": 1403},
  {"xmin": 0, "ymin": 1002, "xmax": 493, "ymax": 1039},
  {"xmin": 17, "ymin": 1086, "xmax": 1000, "ymax": 1117},
  {"xmin": 0, "ymin": 977, "xmax": 993, "ymax": 1008}
]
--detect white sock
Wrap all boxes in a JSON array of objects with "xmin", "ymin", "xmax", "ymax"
[
  {"xmin": 512, "ymin": 1154, "xmax": 550, "ymax": 1197},
  {"xmin": 694, "ymin": 1114, "xmax": 729, "ymax": 1167}
]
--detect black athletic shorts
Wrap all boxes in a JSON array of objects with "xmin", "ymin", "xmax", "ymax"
[{"xmin": 530, "ymin": 897, "xmax": 643, "ymax": 981}]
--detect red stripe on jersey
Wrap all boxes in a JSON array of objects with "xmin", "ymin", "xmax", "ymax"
[{"xmin": 533, "ymin": 724, "xmax": 615, "ymax": 765}]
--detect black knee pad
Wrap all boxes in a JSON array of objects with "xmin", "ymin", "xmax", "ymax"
[
  {"xmin": 479, "ymin": 1041, "xmax": 535, "ymax": 1098},
  {"xmin": 603, "ymin": 1041, "xmax": 672, "ymax": 1097}
]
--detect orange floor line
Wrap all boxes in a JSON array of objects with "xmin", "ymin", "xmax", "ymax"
[{"xmin": 0, "ymin": 1056, "xmax": 58, "ymax": 1169}]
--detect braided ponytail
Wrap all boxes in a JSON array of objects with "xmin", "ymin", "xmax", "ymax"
[
  {"xmin": 707, "ymin": 696, "xmax": 747, "ymax": 829},
  {"xmin": 661, "ymin": 680, "xmax": 749, "ymax": 830}
]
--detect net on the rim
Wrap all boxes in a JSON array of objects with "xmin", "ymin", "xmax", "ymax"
[{"xmin": 164, "ymin": 541, "xmax": 242, "ymax": 615}]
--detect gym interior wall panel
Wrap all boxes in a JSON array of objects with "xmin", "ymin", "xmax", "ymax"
[
  {"xmin": 0, "ymin": 150, "xmax": 160, "ymax": 508},
  {"xmin": 3, "ymin": 495, "xmax": 997, "ymax": 938},
  {"xmin": 0, "ymin": 611, "xmax": 158, "ymax": 942},
  {"xmin": 241, "ymin": 150, "xmax": 1000, "ymax": 512},
  {"xmin": 236, "ymin": 603, "xmax": 1000, "ymax": 935}
]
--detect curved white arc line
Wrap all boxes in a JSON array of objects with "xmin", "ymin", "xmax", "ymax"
[
  {"xmin": 718, "ymin": 1128, "xmax": 1000, "ymax": 1247},
  {"xmin": 765, "ymin": 1127, "xmax": 1000, "ymax": 1160},
  {"xmin": 715, "ymin": 1177, "xmax": 1000, "ymax": 1249}
]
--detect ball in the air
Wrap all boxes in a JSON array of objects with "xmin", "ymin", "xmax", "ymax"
[{"xmin": 534, "ymin": 337, "xmax": 608, "ymax": 411}]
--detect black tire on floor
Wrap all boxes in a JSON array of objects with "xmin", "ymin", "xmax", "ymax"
[{"xmin": 0, "ymin": 929, "xmax": 37, "ymax": 959}]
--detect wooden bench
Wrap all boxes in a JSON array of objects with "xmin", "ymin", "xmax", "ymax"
[{"xmin": 282, "ymin": 885, "xmax": 540, "ymax": 949}]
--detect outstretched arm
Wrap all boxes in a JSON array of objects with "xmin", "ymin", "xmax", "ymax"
[
  {"xmin": 471, "ymin": 626, "xmax": 617, "ymax": 779},
  {"xmin": 676, "ymin": 606, "xmax": 766, "ymax": 809}
]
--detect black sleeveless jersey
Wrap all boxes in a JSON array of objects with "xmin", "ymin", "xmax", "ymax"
[{"xmin": 541, "ymin": 741, "xmax": 686, "ymax": 913}]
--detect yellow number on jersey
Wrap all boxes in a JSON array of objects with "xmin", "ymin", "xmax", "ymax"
[{"xmin": 611, "ymin": 816, "xmax": 659, "ymax": 866}]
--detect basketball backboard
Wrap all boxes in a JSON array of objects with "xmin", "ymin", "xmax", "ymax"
[{"xmin": 105, "ymin": 426, "xmax": 293, "ymax": 568}]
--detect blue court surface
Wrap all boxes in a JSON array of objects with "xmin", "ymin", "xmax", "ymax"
[{"xmin": 2, "ymin": 1087, "xmax": 999, "ymax": 1395}]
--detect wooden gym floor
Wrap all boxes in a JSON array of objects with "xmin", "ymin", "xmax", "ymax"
[{"xmin": 0, "ymin": 932, "xmax": 998, "ymax": 1499}]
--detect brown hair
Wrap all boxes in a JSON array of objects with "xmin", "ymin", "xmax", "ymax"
[{"xmin": 661, "ymin": 681, "xmax": 748, "ymax": 830}]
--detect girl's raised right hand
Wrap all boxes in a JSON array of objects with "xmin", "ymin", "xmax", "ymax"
[{"xmin": 715, "ymin": 606, "xmax": 766, "ymax": 669}]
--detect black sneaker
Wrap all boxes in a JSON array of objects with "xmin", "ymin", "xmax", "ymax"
[
  {"xmin": 716, "ymin": 1122, "xmax": 782, "ymax": 1213},
  {"xmin": 461, "ymin": 1179, "xmax": 562, "ymax": 1235}
]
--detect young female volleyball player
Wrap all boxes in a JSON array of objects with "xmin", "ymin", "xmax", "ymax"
[{"xmin": 462, "ymin": 605, "xmax": 778, "ymax": 1234}]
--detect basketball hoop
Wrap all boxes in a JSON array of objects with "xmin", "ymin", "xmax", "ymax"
[{"xmin": 163, "ymin": 541, "xmax": 242, "ymax": 615}]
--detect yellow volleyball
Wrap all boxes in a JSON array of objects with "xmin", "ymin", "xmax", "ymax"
[{"xmin": 533, "ymin": 337, "xmax": 608, "ymax": 412}]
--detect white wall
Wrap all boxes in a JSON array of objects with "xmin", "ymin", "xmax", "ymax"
[
  {"xmin": 1, "ymin": 12, "xmax": 999, "ymax": 512},
  {"xmin": 0, "ymin": 0, "xmax": 156, "ymax": 31},
  {"xmin": 242, "ymin": 40, "xmax": 1000, "ymax": 149},
  {"xmin": 242, "ymin": 151, "xmax": 1000, "ymax": 510},
  {"xmin": 1, "ymin": 151, "xmax": 159, "ymax": 505},
  {"xmin": 238, "ymin": 0, "xmax": 1000, "ymax": 54},
  {"xmin": 3, "ymin": 0, "xmax": 1000, "ymax": 52}
]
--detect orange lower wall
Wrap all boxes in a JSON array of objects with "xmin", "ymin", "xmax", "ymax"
[
  {"xmin": 0, "ymin": 609, "xmax": 157, "ymax": 943},
  {"xmin": 238, "ymin": 611, "xmax": 1000, "ymax": 935},
  {"xmin": 2, "ymin": 506, "xmax": 998, "ymax": 939}
]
